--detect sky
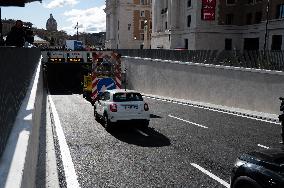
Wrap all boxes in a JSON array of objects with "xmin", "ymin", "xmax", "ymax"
[{"xmin": 1, "ymin": 0, "xmax": 106, "ymax": 35}]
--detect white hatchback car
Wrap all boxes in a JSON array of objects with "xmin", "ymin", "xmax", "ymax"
[{"xmin": 94, "ymin": 89, "xmax": 150, "ymax": 130}]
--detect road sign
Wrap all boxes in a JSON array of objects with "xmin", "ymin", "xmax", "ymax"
[{"xmin": 97, "ymin": 78, "xmax": 116, "ymax": 94}]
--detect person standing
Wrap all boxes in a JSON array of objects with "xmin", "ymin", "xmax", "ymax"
[{"xmin": 5, "ymin": 20, "xmax": 26, "ymax": 47}]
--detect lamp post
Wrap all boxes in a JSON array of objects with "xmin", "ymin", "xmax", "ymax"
[
  {"xmin": 264, "ymin": 0, "xmax": 270, "ymax": 51},
  {"xmin": 144, "ymin": 19, "xmax": 149, "ymax": 49},
  {"xmin": 75, "ymin": 22, "xmax": 79, "ymax": 40}
]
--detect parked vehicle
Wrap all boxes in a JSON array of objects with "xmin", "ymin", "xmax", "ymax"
[
  {"xmin": 230, "ymin": 148, "xmax": 284, "ymax": 188},
  {"xmin": 94, "ymin": 89, "xmax": 150, "ymax": 131}
]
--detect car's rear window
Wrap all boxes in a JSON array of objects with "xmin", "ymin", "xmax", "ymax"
[{"xmin": 113, "ymin": 92, "xmax": 143, "ymax": 102}]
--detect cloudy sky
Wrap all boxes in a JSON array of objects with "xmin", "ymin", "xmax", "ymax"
[{"xmin": 2, "ymin": 0, "xmax": 106, "ymax": 35}]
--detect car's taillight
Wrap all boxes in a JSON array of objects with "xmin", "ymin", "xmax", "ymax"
[
  {"xmin": 110, "ymin": 104, "xmax": 117, "ymax": 112},
  {"xmin": 144, "ymin": 103, "xmax": 149, "ymax": 111}
]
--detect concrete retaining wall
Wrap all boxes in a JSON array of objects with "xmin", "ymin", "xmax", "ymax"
[
  {"xmin": 0, "ymin": 48, "xmax": 43, "ymax": 188},
  {"xmin": 123, "ymin": 57, "xmax": 284, "ymax": 115}
]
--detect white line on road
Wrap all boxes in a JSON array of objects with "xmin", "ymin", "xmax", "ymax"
[
  {"xmin": 257, "ymin": 144, "xmax": 270, "ymax": 149},
  {"xmin": 168, "ymin": 114, "xmax": 208, "ymax": 129},
  {"xmin": 48, "ymin": 95, "xmax": 81, "ymax": 188},
  {"xmin": 135, "ymin": 129, "xmax": 149, "ymax": 137},
  {"xmin": 190, "ymin": 163, "xmax": 230, "ymax": 188}
]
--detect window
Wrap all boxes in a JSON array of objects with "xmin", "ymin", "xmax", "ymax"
[
  {"xmin": 184, "ymin": 39, "xmax": 189, "ymax": 49},
  {"xmin": 140, "ymin": 33, "xmax": 144, "ymax": 40},
  {"xmin": 271, "ymin": 35, "xmax": 282, "ymax": 50},
  {"xmin": 113, "ymin": 93, "xmax": 143, "ymax": 102},
  {"xmin": 100, "ymin": 92, "xmax": 110, "ymax": 101},
  {"xmin": 187, "ymin": 0, "xmax": 191, "ymax": 7},
  {"xmin": 244, "ymin": 38, "xmax": 259, "ymax": 50},
  {"xmin": 128, "ymin": 24, "xmax": 131, "ymax": 31},
  {"xmin": 255, "ymin": 12, "xmax": 262, "ymax": 24},
  {"xmin": 104, "ymin": 92, "xmax": 110, "ymax": 100},
  {"xmin": 165, "ymin": 21, "xmax": 168, "ymax": 29},
  {"xmin": 226, "ymin": 14, "xmax": 234, "ymax": 25},
  {"xmin": 277, "ymin": 4, "xmax": 284, "ymax": 19},
  {"xmin": 117, "ymin": 20, "xmax": 119, "ymax": 30},
  {"xmin": 225, "ymin": 39, "xmax": 232, "ymax": 50},
  {"xmin": 140, "ymin": 20, "xmax": 145, "ymax": 30},
  {"xmin": 140, "ymin": 11, "xmax": 145, "ymax": 17},
  {"xmin": 246, "ymin": 13, "xmax": 252, "ymax": 25},
  {"xmin": 187, "ymin": 15, "xmax": 191, "ymax": 27},
  {"xmin": 140, "ymin": 0, "xmax": 145, "ymax": 5}
]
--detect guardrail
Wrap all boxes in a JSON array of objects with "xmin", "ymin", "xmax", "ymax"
[{"xmin": 114, "ymin": 49, "xmax": 284, "ymax": 71}]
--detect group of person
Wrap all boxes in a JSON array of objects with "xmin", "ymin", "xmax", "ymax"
[{"xmin": 1, "ymin": 20, "xmax": 34, "ymax": 47}]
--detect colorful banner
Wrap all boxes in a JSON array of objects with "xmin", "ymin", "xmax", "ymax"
[{"xmin": 201, "ymin": 0, "xmax": 216, "ymax": 21}]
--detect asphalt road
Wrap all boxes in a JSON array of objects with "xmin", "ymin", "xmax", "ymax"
[{"xmin": 50, "ymin": 93, "xmax": 282, "ymax": 188}]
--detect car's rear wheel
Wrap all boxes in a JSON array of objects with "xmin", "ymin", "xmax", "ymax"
[
  {"xmin": 232, "ymin": 176, "xmax": 262, "ymax": 188},
  {"xmin": 103, "ymin": 113, "xmax": 112, "ymax": 131}
]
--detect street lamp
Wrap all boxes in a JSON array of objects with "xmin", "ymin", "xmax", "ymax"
[
  {"xmin": 74, "ymin": 22, "xmax": 79, "ymax": 40},
  {"xmin": 143, "ymin": 19, "xmax": 149, "ymax": 49},
  {"xmin": 264, "ymin": 0, "xmax": 270, "ymax": 51}
]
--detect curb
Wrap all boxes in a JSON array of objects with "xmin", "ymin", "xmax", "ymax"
[{"xmin": 45, "ymin": 95, "xmax": 60, "ymax": 188}]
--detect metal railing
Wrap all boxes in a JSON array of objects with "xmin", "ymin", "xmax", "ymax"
[{"xmin": 114, "ymin": 49, "xmax": 284, "ymax": 71}]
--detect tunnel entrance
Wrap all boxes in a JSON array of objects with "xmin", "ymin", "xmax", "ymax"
[{"xmin": 44, "ymin": 63, "xmax": 92, "ymax": 94}]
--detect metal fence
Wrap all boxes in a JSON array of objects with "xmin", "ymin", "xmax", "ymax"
[
  {"xmin": 0, "ymin": 48, "xmax": 41, "ymax": 158},
  {"xmin": 114, "ymin": 49, "xmax": 284, "ymax": 71}
]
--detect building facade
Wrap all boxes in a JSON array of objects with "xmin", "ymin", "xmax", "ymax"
[
  {"xmin": 105, "ymin": 0, "xmax": 152, "ymax": 49},
  {"xmin": 151, "ymin": 0, "xmax": 284, "ymax": 51}
]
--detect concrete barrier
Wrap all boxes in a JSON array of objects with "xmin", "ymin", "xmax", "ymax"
[
  {"xmin": 0, "ymin": 48, "xmax": 43, "ymax": 188},
  {"xmin": 123, "ymin": 57, "xmax": 284, "ymax": 116}
]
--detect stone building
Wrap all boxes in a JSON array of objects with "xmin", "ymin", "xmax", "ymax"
[
  {"xmin": 105, "ymin": 0, "xmax": 152, "ymax": 49},
  {"xmin": 151, "ymin": 0, "xmax": 284, "ymax": 51}
]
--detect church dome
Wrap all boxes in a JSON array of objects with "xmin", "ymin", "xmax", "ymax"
[{"xmin": 46, "ymin": 14, "xmax": 57, "ymax": 31}]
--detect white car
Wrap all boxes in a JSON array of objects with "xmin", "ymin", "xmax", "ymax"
[{"xmin": 94, "ymin": 89, "xmax": 150, "ymax": 130}]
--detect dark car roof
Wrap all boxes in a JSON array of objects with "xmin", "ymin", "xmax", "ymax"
[{"xmin": 240, "ymin": 147, "xmax": 284, "ymax": 169}]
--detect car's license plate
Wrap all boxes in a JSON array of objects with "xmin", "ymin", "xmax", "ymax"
[{"xmin": 124, "ymin": 105, "xmax": 138, "ymax": 109}]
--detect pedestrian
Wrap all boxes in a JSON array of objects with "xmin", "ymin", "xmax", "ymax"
[{"xmin": 5, "ymin": 20, "xmax": 26, "ymax": 47}]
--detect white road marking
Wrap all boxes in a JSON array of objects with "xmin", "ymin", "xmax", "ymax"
[
  {"xmin": 257, "ymin": 144, "xmax": 270, "ymax": 149},
  {"xmin": 48, "ymin": 95, "xmax": 81, "ymax": 188},
  {"xmin": 168, "ymin": 114, "xmax": 208, "ymax": 129},
  {"xmin": 190, "ymin": 163, "xmax": 230, "ymax": 188},
  {"xmin": 146, "ymin": 97, "xmax": 279, "ymax": 125},
  {"xmin": 135, "ymin": 129, "xmax": 149, "ymax": 137}
]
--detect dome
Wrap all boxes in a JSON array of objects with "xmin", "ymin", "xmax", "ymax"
[{"xmin": 46, "ymin": 14, "xmax": 57, "ymax": 31}]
